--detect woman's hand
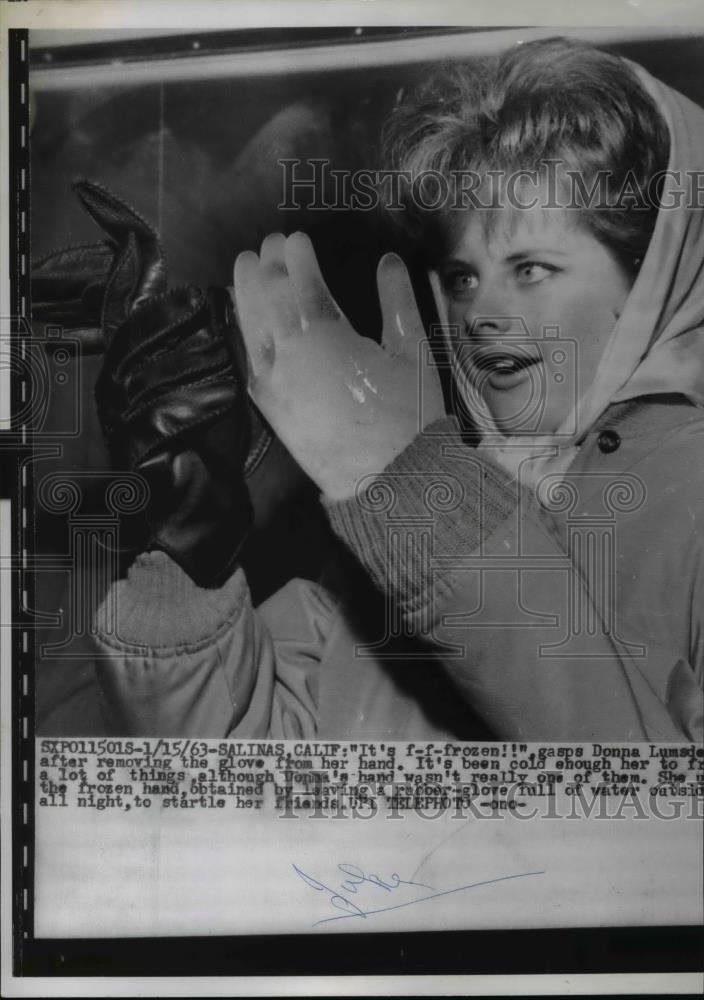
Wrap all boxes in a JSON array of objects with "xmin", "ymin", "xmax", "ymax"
[{"xmin": 233, "ymin": 232, "xmax": 444, "ymax": 500}]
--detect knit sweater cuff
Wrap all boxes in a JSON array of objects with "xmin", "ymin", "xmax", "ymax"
[
  {"xmin": 94, "ymin": 549, "xmax": 247, "ymax": 649},
  {"xmin": 323, "ymin": 417, "xmax": 519, "ymax": 613}
]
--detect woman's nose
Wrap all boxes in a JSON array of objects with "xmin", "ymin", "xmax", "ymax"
[
  {"xmin": 467, "ymin": 312, "xmax": 516, "ymax": 337},
  {"xmin": 461, "ymin": 283, "xmax": 518, "ymax": 337}
]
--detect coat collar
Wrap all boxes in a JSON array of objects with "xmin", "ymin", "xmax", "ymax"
[{"xmin": 589, "ymin": 394, "xmax": 702, "ymax": 441}]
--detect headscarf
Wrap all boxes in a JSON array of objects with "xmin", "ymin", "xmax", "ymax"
[
  {"xmin": 593, "ymin": 64, "xmax": 704, "ymax": 416},
  {"xmin": 432, "ymin": 61, "xmax": 704, "ymax": 483}
]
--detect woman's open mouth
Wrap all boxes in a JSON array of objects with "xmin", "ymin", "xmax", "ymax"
[{"xmin": 467, "ymin": 346, "xmax": 543, "ymax": 391}]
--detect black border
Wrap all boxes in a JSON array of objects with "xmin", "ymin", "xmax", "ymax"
[
  {"xmin": 9, "ymin": 23, "xmax": 704, "ymax": 984},
  {"xmin": 8, "ymin": 26, "xmax": 34, "ymax": 978},
  {"xmin": 16, "ymin": 926, "xmax": 704, "ymax": 977}
]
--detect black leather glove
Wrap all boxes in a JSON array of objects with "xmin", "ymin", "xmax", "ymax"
[
  {"xmin": 33, "ymin": 178, "xmax": 259, "ymax": 587},
  {"xmin": 31, "ymin": 241, "xmax": 114, "ymax": 354}
]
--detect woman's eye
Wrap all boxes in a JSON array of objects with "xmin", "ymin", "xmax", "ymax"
[
  {"xmin": 515, "ymin": 262, "xmax": 556, "ymax": 285},
  {"xmin": 444, "ymin": 271, "xmax": 478, "ymax": 296}
]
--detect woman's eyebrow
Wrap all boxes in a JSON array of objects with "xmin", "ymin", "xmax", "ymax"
[
  {"xmin": 504, "ymin": 248, "xmax": 570, "ymax": 262},
  {"xmin": 440, "ymin": 256, "xmax": 476, "ymax": 269},
  {"xmin": 441, "ymin": 247, "xmax": 570, "ymax": 267}
]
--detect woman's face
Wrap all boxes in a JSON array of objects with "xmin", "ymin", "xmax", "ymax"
[{"xmin": 439, "ymin": 207, "xmax": 634, "ymax": 436}]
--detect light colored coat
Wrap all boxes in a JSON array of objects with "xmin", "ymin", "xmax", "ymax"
[{"xmin": 93, "ymin": 395, "xmax": 703, "ymax": 741}]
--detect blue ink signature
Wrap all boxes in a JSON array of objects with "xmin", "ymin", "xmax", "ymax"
[{"xmin": 293, "ymin": 862, "xmax": 545, "ymax": 926}]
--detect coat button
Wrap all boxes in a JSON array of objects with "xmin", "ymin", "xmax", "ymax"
[{"xmin": 597, "ymin": 429, "xmax": 621, "ymax": 454}]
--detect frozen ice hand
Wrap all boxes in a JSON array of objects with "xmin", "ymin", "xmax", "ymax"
[{"xmin": 233, "ymin": 232, "xmax": 444, "ymax": 500}]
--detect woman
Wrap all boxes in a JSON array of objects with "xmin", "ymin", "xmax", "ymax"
[{"xmin": 94, "ymin": 38, "xmax": 704, "ymax": 741}]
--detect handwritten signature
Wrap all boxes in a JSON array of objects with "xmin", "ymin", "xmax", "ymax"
[{"xmin": 293, "ymin": 862, "xmax": 544, "ymax": 926}]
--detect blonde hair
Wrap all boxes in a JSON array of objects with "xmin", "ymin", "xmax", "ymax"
[{"xmin": 382, "ymin": 37, "xmax": 670, "ymax": 274}]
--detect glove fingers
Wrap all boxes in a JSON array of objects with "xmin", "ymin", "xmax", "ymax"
[
  {"xmin": 38, "ymin": 325, "xmax": 106, "ymax": 355},
  {"xmin": 96, "ymin": 285, "xmax": 245, "ymax": 462},
  {"xmin": 73, "ymin": 179, "xmax": 168, "ymax": 338},
  {"xmin": 32, "ymin": 242, "xmax": 114, "ymax": 283},
  {"xmin": 102, "ymin": 231, "xmax": 146, "ymax": 340},
  {"xmin": 123, "ymin": 338, "xmax": 231, "ymax": 404},
  {"xmin": 105, "ymin": 286, "xmax": 209, "ymax": 371},
  {"xmin": 32, "ymin": 242, "xmax": 114, "ymax": 331},
  {"xmin": 119, "ymin": 376, "xmax": 240, "ymax": 467},
  {"xmin": 73, "ymin": 179, "xmax": 160, "ymax": 253}
]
